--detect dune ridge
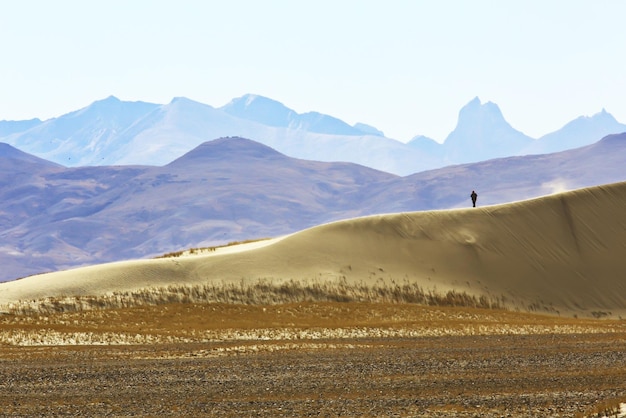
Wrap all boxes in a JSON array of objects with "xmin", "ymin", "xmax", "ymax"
[{"xmin": 1, "ymin": 181, "xmax": 625, "ymax": 316}]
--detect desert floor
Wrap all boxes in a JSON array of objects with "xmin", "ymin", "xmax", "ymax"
[{"xmin": 1, "ymin": 302, "xmax": 626, "ymax": 417}]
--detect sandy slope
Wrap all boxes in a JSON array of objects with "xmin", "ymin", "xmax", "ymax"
[{"xmin": 1, "ymin": 181, "xmax": 626, "ymax": 316}]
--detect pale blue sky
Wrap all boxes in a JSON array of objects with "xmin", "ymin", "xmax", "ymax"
[{"xmin": 1, "ymin": 0, "xmax": 624, "ymax": 142}]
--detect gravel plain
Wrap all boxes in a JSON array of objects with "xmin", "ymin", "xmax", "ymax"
[
  {"xmin": 1, "ymin": 303, "xmax": 626, "ymax": 417},
  {"xmin": 2, "ymin": 334, "xmax": 626, "ymax": 416}
]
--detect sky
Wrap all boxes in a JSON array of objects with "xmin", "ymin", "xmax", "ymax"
[{"xmin": 1, "ymin": 0, "xmax": 625, "ymax": 143}]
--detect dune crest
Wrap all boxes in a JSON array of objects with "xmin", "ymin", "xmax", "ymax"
[{"xmin": 2, "ymin": 181, "xmax": 626, "ymax": 316}]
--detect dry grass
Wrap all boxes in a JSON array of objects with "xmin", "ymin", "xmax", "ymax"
[
  {"xmin": 2, "ymin": 300, "xmax": 625, "ymax": 346},
  {"xmin": 3, "ymin": 278, "xmax": 624, "ymax": 348},
  {"xmin": 154, "ymin": 238, "xmax": 271, "ymax": 258},
  {"xmin": 576, "ymin": 398, "xmax": 626, "ymax": 418},
  {"xmin": 1, "ymin": 277, "xmax": 506, "ymax": 317}
]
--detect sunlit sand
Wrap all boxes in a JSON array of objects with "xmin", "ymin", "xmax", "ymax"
[{"xmin": 2, "ymin": 181, "xmax": 625, "ymax": 318}]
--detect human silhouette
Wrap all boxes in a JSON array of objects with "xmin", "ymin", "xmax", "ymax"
[{"xmin": 471, "ymin": 190, "xmax": 477, "ymax": 207}]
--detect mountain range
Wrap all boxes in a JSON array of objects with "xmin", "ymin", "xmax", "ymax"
[
  {"xmin": 1, "ymin": 133, "xmax": 625, "ymax": 282},
  {"xmin": 2, "ymin": 95, "xmax": 625, "ymax": 175}
]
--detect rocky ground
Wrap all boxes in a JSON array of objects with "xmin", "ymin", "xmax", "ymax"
[{"xmin": 1, "ymin": 303, "xmax": 626, "ymax": 417}]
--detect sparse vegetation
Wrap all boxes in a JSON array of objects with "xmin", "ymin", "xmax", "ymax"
[
  {"xmin": 154, "ymin": 237, "xmax": 271, "ymax": 258},
  {"xmin": 577, "ymin": 398, "xmax": 626, "ymax": 418},
  {"xmin": 1, "ymin": 278, "xmax": 505, "ymax": 316}
]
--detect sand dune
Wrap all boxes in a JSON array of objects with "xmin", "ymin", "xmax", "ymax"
[{"xmin": 2, "ymin": 181, "xmax": 626, "ymax": 316}]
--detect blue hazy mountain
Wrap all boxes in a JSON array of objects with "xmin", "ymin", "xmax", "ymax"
[
  {"xmin": 407, "ymin": 99, "xmax": 626, "ymax": 164},
  {"xmin": 2, "ymin": 95, "xmax": 625, "ymax": 175},
  {"xmin": 2, "ymin": 96, "xmax": 159, "ymax": 166},
  {"xmin": 526, "ymin": 108, "xmax": 626, "ymax": 155},
  {"xmin": 441, "ymin": 97, "xmax": 534, "ymax": 163},
  {"xmin": 3, "ymin": 95, "xmax": 440, "ymax": 174},
  {"xmin": 353, "ymin": 122, "xmax": 384, "ymax": 137},
  {"xmin": 406, "ymin": 135, "xmax": 444, "ymax": 158},
  {"xmin": 0, "ymin": 118, "xmax": 42, "ymax": 137},
  {"xmin": 220, "ymin": 94, "xmax": 366, "ymax": 136}
]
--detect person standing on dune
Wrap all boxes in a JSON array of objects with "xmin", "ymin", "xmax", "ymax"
[{"xmin": 471, "ymin": 190, "xmax": 478, "ymax": 207}]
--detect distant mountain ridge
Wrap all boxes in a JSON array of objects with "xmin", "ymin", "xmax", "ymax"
[
  {"xmin": 2, "ymin": 96, "xmax": 159, "ymax": 166},
  {"xmin": 1, "ymin": 95, "xmax": 625, "ymax": 175},
  {"xmin": 1, "ymin": 134, "xmax": 626, "ymax": 282},
  {"xmin": 0, "ymin": 118, "xmax": 42, "ymax": 137},
  {"xmin": 221, "ymin": 94, "xmax": 368, "ymax": 136},
  {"xmin": 526, "ymin": 108, "xmax": 626, "ymax": 154},
  {"xmin": 441, "ymin": 97, "xmax": 534, "ymax": 163}
]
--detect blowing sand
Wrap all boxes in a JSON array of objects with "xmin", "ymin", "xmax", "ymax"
[{"xmin": 1, "ymin": 181, "xmax": 625, "ymax": 317}]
